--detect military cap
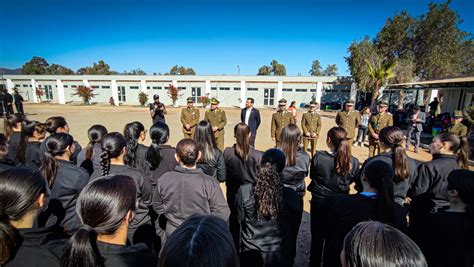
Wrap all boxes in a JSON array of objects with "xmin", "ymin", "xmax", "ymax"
[
  {"xmin": 309, "ymin": 101, "xmax": 318, "ymax": 106},
  {"xmin": 379, "ymin": 101, "xmax": 388, "ymax": 107},
  {"xmin": 187, "ymin": 97, "xmax": 194, "ymax": 103},
  {"xmin": 210, "ymin": 98, "xmax": 220, "ymax": 105},
  {"xmin": 278, "ymin": 99, "xmax": 288, "ymax": 105},
  {"xmin": 346, "ymin": 99, "xmax": 355, "ymax": 106},
  {"xmin": 153, "ymin": 94, "xmax": 159, "ymax": 100},
  {"xmin": 453, "ymin": 110, "xmax": 463, "ymax": 118}
]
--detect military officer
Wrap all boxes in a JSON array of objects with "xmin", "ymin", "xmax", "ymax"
[
  {"xmin": 301, "ymin": 101, "xmax": 322, "ymax": 156},
  {"xmin": 448, "ymin": 110, "xmax": 468, "ymax": 138},
  {"xmin": 368, "ymin": 101, "xmax": 393, "ymax": 157},
  {"xmin": 271, "ymin": 99, "xmax": 296, "ymax": 147},
  {"xmin": 335, "ymin": 99, "xmax": 361, "ymax": 147},
  {"xmin": 181, "ymin": 97, "xmax": 200, "ymax": 138},
  {"xmin": 205, "ymin": 98, "xmax": 227, "ymax": 151}
]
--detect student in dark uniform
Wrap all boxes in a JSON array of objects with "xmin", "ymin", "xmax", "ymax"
[
  {"xmin": 194, "ymin": 120, "xmax": 226, "ymax": 182},
  {"xmin": 90, "ymin": 132, "xmax": 153, "ymax": 248},
  {"xmin": 4, "ymin": 114, "xmax": 25, "ymax": 161},
  {"xmin": 223, "ymin": 123, "xmax": 263, "ymax": 248},
  {"xmin": 38, "ymin": 133, "xmax": 90, "ymax": 234},
  {"xmin": 61, "ymin": 175, "xmax": 156, "ymax": 267},
  {"xmin": 150, "ymin": 94, "xmax": 167, "ymax": 124},
  {"xmin": 237, "ymin": 148, "xmax": 300, "ymax": 267},
  {"xmin": 357, "ymin": 126, "xmax": 417, "ymax": 206},
  {"xmin": 342, "ymin": 221, "xmax": 427, "ymax": 267},
  {"xmin": 0, "ymin": 134, "xmax": 17, "ymax": 172},
  {"xmin": 0, "ymin": 92, "xmax": 5, "ymax": 117},
  {"xmin": 409, "ymin": 132, "xmax": 469, "ymax": 234},
  {"xmin": 15, "ymin": 120, "xmax": 47, "ymax": 169},
  {"xmin": 159, "ymin": 215, "xmax": 238, "ymax": 267},
  {"xmin": 42, "ymin": 117, "xmax": 82, "ymax": 164},
  {"xmin": 411, "ymin": 169, "xmax": 474, "ymax": 267},
  {"xmin": 2, "ymin": 89, "xmax": 14, "ymax": 116},
  {"xmin": 323, "ymin": 160, "xmax": 407, "ymax": 267},
  {"xmin": 153, "ymin": 139, "xmax": 230, "ymax": 237},
  {"xmin": 278, "ymin": 124, "xmax": 310, "ymax": 265},
  {"xmin": 145, "ymin": 122, "xmax": 177, "ymax": 190},
  {"xmin": 123, "ymin": 121, "xmax": 148, "ymax": 174},
  {"xmin": 75, "ymin": 124, "xmax": 108, "ymax": 175},
  {"xmin": 308, "ymin": 127, "xmax": 359, "ymax": 266},
  {"xmin": 13, "ymin": 90, "xmax": 24, "ymax": 115},
  {"xmin": 0, "ymin": 168, "xmax": 68, "ymax": 267}
]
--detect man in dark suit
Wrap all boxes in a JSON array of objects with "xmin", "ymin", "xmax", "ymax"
[
  {"xmin": 406, "ymin": 106, "xmax": 426, "ymax": 153},
  {"xmin": 241, "ymin": 98, "xmax": 261, "ymax": 146}
]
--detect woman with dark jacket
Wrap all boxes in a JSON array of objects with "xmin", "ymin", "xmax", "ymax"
[
  {"xmin": 153, "ymin": 138, "xmax": 230, "ymax": 237},
  {"xmin": 145, "ymin": 122, "xmax": 177, "ymax": 190},
  {"xmin": 323, "ymin": 160, "xmax": 408, "ymax": 267},
  {"xmin": 237, "ymin": 148, "xmax": 300, "ymax": 267},
  {"xmin": 4, "ymin": 114, "xmax": 25, "ymax": 161},
  {"xmin": 411, "ymin": 169, "xmax": 474, "ymax": 267},
  {"xmin": 409, "ymin": 132, "xmax": 468, "ymax": 234},
  {"xmin": 308, "ymin": 127, "xmax": 359, "ymax": 266},
  {"xmin": 224, "ymin": 123, "xmax": 262, "ymax": 247},
  {"xmin": 41, "ymin": 117, "xmax": 82, "ymax": 164},
  {"xmin": 90, "ymin": 132, "xmax": 153, "ymax": 247},
  {"xmin": 278, "ymin": 124, "xmax": 309, "ymax": 265},
  {"xmin": 15, "ymin": 120, "xmax": 47, "ymax": 169},
  {"xmin": 76, "ymin": 124, "xmax": 108, "ymax": 174},
  {"xmin": 357, "ymin": 126, "xmax": 417, "ymax": 206},
  {"xmin": 194, "ymin": 120, "xmax": 226, "ymax": 182},
  {"xmin": 0, "ymin": 168, "xmax": 68, "ymax": 267},
  {"xmin": 61, "ymin": 175, "xmax": 156, "ymax": 267},
  {"xmin": 38, "ymin": 133, "xmax": 90, "ymax": 234},
  {"xmin": 123, "ymin": 121, "xmax": 148, "ymax": 173},
  {"xmin": 0, "ymin": 134, "xmax": 16, "ymax": 172}
]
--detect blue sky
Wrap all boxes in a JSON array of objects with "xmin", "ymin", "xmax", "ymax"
[{"xmin": 1, "ymin": 0, "xmax": 473, "ymax": 76}]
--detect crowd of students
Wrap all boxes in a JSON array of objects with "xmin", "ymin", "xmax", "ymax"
[{"xmin": 0, "ymin": 111, "xmax": 473, "ymax": 267}]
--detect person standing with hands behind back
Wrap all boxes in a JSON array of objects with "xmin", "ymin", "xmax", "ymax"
[
  {"xmin": 301, "ymin": 101, "xmax": 322, "ymax": 156},
  {"xmin": 205, "ymin": 98, "xmax": 227, "ymax": 151},
  {"xmin": 335, "ymin": 99, "xmax": 360, "ymax": 148},
  {"xmin": 150, "ymin": 94, "xmax": 167, "ymax": 125},
  {"xmin": 181, "ymin": 97, "xmax": 200, "ymax": 138},
  {"xmin": 368, "ymin": 101, "xmax": 393, "ymax": 157}
]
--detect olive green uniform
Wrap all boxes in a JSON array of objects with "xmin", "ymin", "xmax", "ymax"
[
  {"xmin": 301, "ymin": 111, "xmax": 322, "ymax": 156},
  {"xmin": 368, "ymin": 112, "xmax": 394, "ymax": 157},
  {"xmin": 335, "ymin": 110, "xmax": 361, "ymax": 145},
  {"xmin": 181, "ymin": 107, "xmax": 200, "ymax": 138},
  {"xmin": 205, "ymin": 108, "xmax": 227, "ymax": 151},
  {"xmin": 271, "ymin": 110, "xmax": 295, "ymax": 147},
  {"xmin": 448, "ymin": 122, "xmax": 468, "ymax": 138}
]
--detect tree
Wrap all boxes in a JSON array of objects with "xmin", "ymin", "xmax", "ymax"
[
  {"xmin": 22, "ymin": 56, "xmax": 49, "ymax": 74},
  {"xmin": 271, "ymin": 60, "xmax": 286, "ymax": 76},
  {"xmin": 257, "ymin": 65, "xmax": 272, "ymax": 75},
  {"xmin": 346, "ymin": 36, "xmax": 382, "ymax": 92},
  {"xmin": 166, "ymin": 65, "xmax": 196, "ymax": 75},
  {"xmin": 47, "ymin": 64, "xmax": 75, "ymax": 75},
  {"xmin": 323, "ymin": 64, "xmax": 338, "ymax": 76},
  {"xmin": 138, "ymin": 91, "xmax": 148, "ymax": 106},
  {"xmin": 73, "ymin": 86, "xmax": 97, "ymax": 104},
  {"xmin": 77, "ymin": 60, "xmax": 113, "ymax": 75},
  {"xmin": 366, "ymin": 59, "xmax": 396, "ymax": 110},
  {"xmin": 309, "ymin": 60, "xmax": 323, "ymax": 76},
  {"xmin": 124, "ymin": 68, "xmax": 147, "ymax": 75},
  {"xmin": 167, "ymin": 83, "xmax": 180, "ymax": 106}
]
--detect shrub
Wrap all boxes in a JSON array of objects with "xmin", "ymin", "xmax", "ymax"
[
  {"xmin": 35, "ymin": 87, "xmax": 44, "ymax": 102},
  {"xmin": 73, "ymin": 86, "xmax": 96, "ymax": 104},
  {"xmin": 167, "ymin": 84, "xmax": 180, "ymax": 106},
  {"xmin": 138, "ymin": 91, "xmax": 148, "ymax": 106}
]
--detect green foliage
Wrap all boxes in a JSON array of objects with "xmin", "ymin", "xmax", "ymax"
[
  {"xmin": 73, "ymin": 86, "xmax": 97, "ymax": 104},
  {"xmin": 323, "ymin": 64, "xmax": 338, "ymax": 76},
  {"xmin": 22, "ymin": 56, "xmax": 49, "ymax": 74},
  {"xmin": 257, "ymin": 60, "xmax": 286, "ymax": 76},
  {"xmin": 125, "ymin": 68, "xmax": 147, "ymax": 75},
  {"xmin": 309, "ymin": 60, "xmax": 323, "ymax": 76},
  {"xmin": 166, "ymin": 65, "xmax": 196, "ymax": 75},
  {"xmin": 77, "ymin": 60, "xmax": 113, "ymax": 75},
  {"xmin": 346, "ymin": 36, "xmax": 382, "ymax": 91},
  {"xmin": 257, "ymin": 65, "xmax": 272, "ymax": 75},
  {"xmin": 138, "ymin": 91, "xmax": 148, "ymax": 106},
  {"xmin": 47, "ymin": 64, "xmax": 75, "ymax": 75}
]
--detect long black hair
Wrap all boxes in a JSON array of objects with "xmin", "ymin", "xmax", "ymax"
[
  {"xmin": 15, "ymin": 120, "xmax": 46, "ymax": 164},
  {"xmin": 159, "ymin": 215, "xmax": 238, "ymax": 267},
  {"xmin": 123, "ymin": 122, "xmax": 145, "ymax": 168},
  {"xmin": 146, "ymin": 122, "xmax": 169, "ymax": 170},
  {"xmin": 362, "ymin": 160, "xmax": 396, "ymax": 225},
  {"xmin": 4, "ymin": 114, "xmax": 25, "ymax": 139},
  {"xmin": 60, "ymin": 175, "xmax": 137, "ymax": 267},
  {"xmin": 45, "ymin": 116, "xmax": 68, "ymax": 134},
  {"xmin": 447, "ymin": 169, "xmax": 474, "ymax": 225},
  {"xmin": 194, "ymin": 120, "xmax": 217, "ymax": 163},
  {"xmin": 0, "ymin": 168, "xmax": 48, "ymax": 265},
  {"xmin": 40, "ymin": 133, "xmax": 74, "ymax": 187},
  {"xmin": 100, "ymin": 132, "xmax": 127, "ymax": 176},
  {"xmin": 84, "ymin": 125, "xmax": 108, "ymax": 161}
]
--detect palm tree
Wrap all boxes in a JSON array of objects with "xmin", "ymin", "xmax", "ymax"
[{"xmin": 365, "ymin": 59, "xmax": 396, "ymax": 110}]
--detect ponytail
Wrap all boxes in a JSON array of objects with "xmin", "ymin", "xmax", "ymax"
[
  {"xmin": 101, "ymin": 151, "xmax": 110, "ymax": 176},
  {"xmin": 328, "ymin": 127, "xmax": 352, "ymax": 176},
  {"xmin": 146, "ymin": 122, "xmax": 169, "ymax": 170},
  {"xmin": 363, "ymin": 160, "xmax": 396, "ymax": 225},
  {"xmin": 41, "ymin": 152, "xmax": 60, "ymax": 187},
  {"xmin": 235, "ymin": 123, "xmax": 250, "ymax": 161},
  {"xmin": 379, "ymin": 126, "xmax": 409, "ymax": 182},
  {"xmin": 85, "ymin": 125, "xmax": 108, "ymax": 161},
  {"xmin": 100, "ymin": 132, "xmax": 127, "ymax": 176},
  {"xmin": 61, "ymin": 226, "xmax": 102, "ymax": 267},
  {"xmin": 0, "ymin": 214, "xmax": 20, "ymax": 265},
  {"xmin": 15, "ymin": 120, "xmax": 45, "ymax": 164},
  {"xmin": 40, "ymin": 133, "xmax": 74, "ymax": 187},
  {"xmin": 123, "ymin": 122, "xmax": 145, "ymax": 168},
  {"xmin": 146, "ymin": 142, "xmax": 163, "ymax": 170}
]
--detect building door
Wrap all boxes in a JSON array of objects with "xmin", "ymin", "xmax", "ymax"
[
  {"xmin": 118, "ymin": 86, "xmax": 126, "ymax": 102},
  {"xmin": 192, "ymin": 87, "xmax": 202, "ymax": 103},
  {"xmin": 44, "ymin": 85, "xmax": 53, "ymax": 100},
  {"xmin": 263, "ymin": 88, "xmax": 275, "ymax": 106}
]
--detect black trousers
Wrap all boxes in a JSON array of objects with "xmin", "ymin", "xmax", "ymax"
[
  {"xmin": 310, "ymin": 196, "xmax": 335, "ymax": 266},
  {"xmin": 15, "ymin": 102, "xmax": 24, "ymax": 114},
  {"xmin": 250, "ymin": 131, "xmax": 257, "ymax": 147}
]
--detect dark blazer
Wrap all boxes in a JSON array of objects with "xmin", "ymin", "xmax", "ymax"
[
  {"xmin": 6, "ymin": 131, "xmax": 21, "ymax": 161},
  {"xmin": 95, "ymin": 241, "xmax": 156, "ymax": 267},
  {"xmin": 407, "ymin": 111, "xmax": 426, "ymax": 132},
  {"xmin": 281, "ymin": 150, "xmax": 310, "ymax": 196},
  {"xmin": 241, "ymin": 107, "xmax": 261, "ymax": 133},
  {"xmin": 197, "ymin": 148, "xmax": 227, "ymax": 182},
  {"xmin": 24, "ymin": 141, "xmax": 42, "ymax": 169},
  {"xmin": 140, "ymin": 144, "xmax": 177, "ymax": 190},
  {"xmin": 76, "ymin": 143, "xmax": 103, "ymax": 174}
]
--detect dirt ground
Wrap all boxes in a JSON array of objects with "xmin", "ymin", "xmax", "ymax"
[{"xmin": 20, "ymin": 103, "xmax": 433, "ymax": 266}]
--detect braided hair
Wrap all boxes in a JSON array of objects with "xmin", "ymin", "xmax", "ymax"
[{"xmin": 100, "ymin": 132, "xmax": 127, "ymax": 176}]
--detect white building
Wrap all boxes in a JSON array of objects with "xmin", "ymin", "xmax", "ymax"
[{"xmin": 1, "ymin": 74, "xmax": 355, "ymax": 108}]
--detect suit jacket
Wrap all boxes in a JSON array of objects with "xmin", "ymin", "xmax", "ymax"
[
  {"xmin": 241, "ymin": 107, "xmax": 261, "ymax": 134},
  {"xmin": 407, "ymin": 111, "xmax": 426, "ymax": 132}
]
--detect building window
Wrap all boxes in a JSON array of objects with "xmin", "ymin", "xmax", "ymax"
[
  {"xmin": 64, "ymin": 85, "xmax": 69, "ymax": 88},
  {"xmin": 71, "ymin": 85, "xmax": 77, "ymax": 88},
  {"xmin": 152, "ymin": 86, "xmax": 162, "ymax": 90},
  {"xmin": 91, "ymin": 85, "xmax": 100, "ymax": 89},
  {"xmin": 147, "ymin": 86, "xmax": 151, "ymax": 89},
  {"xmin": 283, "ymin": 88, "xmax": 292, "ymax": 92},
  {"xmin": 130, "ymin": 86, "xmax": 139, "ymax": 89},
  {"xmin": 233, "ymin": 87, "xmax": 241, "ymax": 91},
  {"xmin": 178, "ymin": 87, "xmax": 186, "ymax": 90},
  {"xmin": 219, "ymin": 87, "xmax": 230, "ymax": 91},
  {"xmin": 295, "ymin": 89, "xmax": 307, "ymax": 92},
  {"xmin": 310, "ymin": 89, "xmax": 316, "ymax": 92},
  {"xmin": 23, "ymin": 84, "xmax": 29, "ymax": 87},
  {"xmin": 211, "ymin": 87, "xmax": 217, "ymax": 90},
  {"xmin": 102, "ymin": 85, "xmax": 110, "ymax": 89},
  {"xmin": 247, "ymin": 87, "xmax": 258, "ymax": 91}
]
